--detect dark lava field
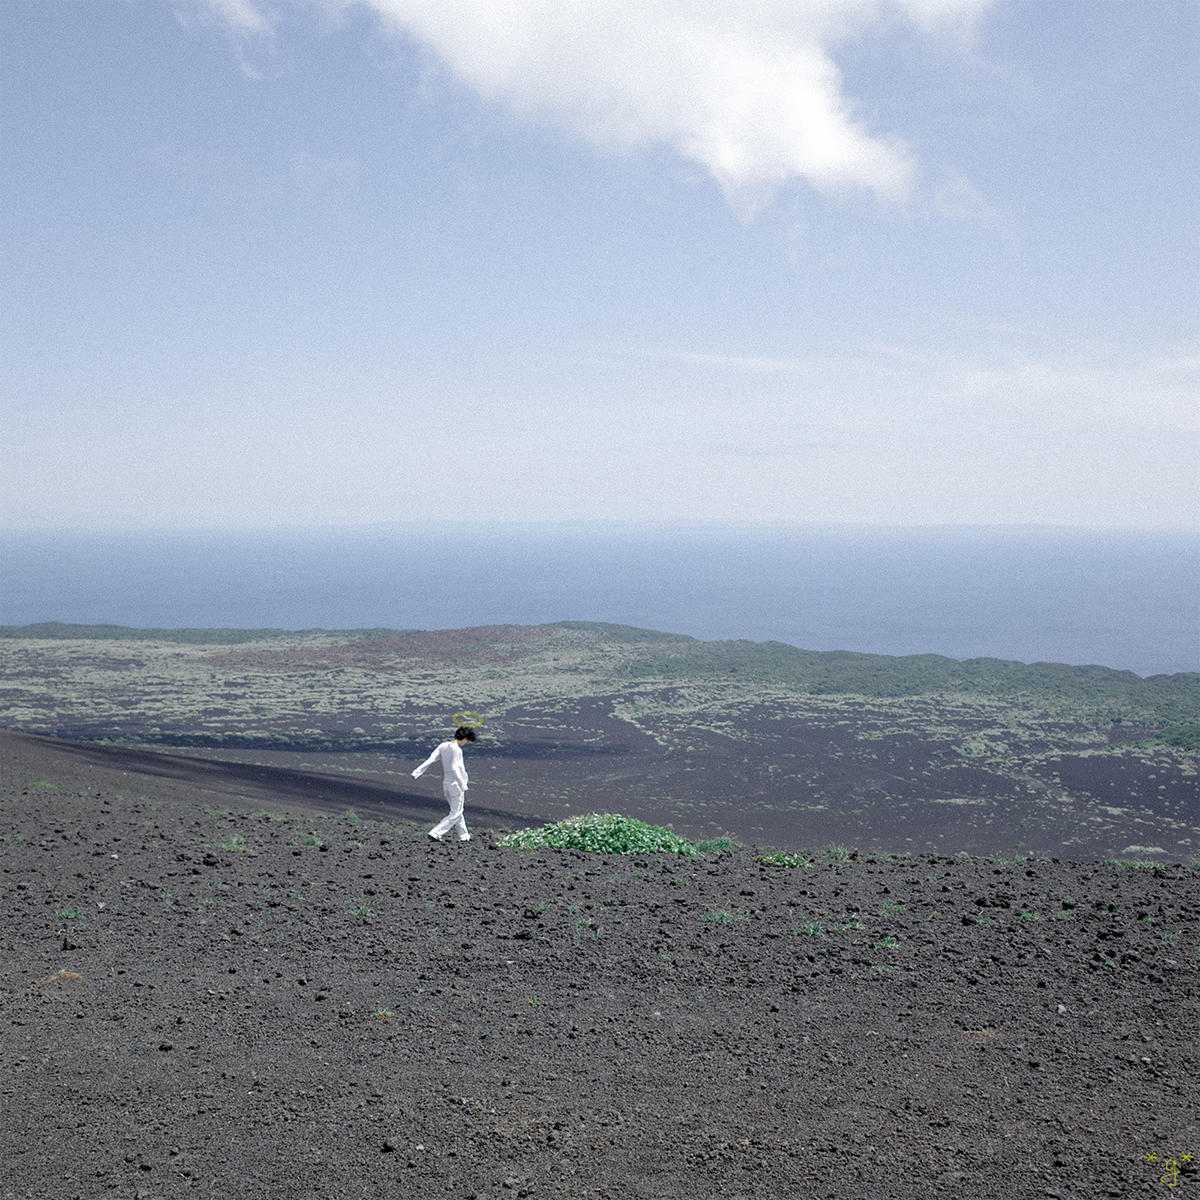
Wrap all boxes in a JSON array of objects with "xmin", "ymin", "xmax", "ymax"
[{"xmin": 1, "ymin": 731, "xmax": 1197, "ymax": 1200}]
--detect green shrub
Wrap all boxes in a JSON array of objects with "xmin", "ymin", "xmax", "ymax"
[{"xmin": 498, "ymin": 813, "xmax": 697, "ymax": 856}]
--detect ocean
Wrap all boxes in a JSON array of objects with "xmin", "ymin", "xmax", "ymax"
[{"xmin": 2, "ymin": 524, "xmax": 1197, "ymax": 677}]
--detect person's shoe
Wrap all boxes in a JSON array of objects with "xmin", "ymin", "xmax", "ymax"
[
  {"xmin": 458, "ymin": 835, "xmax": 471, "ymax": 842},
  {"xmin": 428, "ymin": 833, "xmax": 443, "ymax": 842}
]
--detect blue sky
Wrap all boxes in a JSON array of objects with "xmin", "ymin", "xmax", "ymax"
[{"xmin": 2, "ymin": 0, "xmax": 1197, "ymax": 530}]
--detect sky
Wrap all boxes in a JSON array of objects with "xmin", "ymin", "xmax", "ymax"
[{"xmin": 2, "ymin": 0, "xmax": 1198, "ymax": 531}]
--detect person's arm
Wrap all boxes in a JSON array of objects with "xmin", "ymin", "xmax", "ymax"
[{"xmin": 412, "ymin": 745, "xmax": 440, "ymax": 779}]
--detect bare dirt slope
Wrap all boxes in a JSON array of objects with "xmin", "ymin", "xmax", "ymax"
[{"xmin": 1, "ymin": 731, "xmax": 1197, "ymax": 1200}]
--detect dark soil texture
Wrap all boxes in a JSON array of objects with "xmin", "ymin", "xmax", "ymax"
[{"xmin": 2, "ymin": 731, "xmax": 1198, "ymax": 1200}]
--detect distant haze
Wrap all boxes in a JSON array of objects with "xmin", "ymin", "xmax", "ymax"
[{"xmin": 2, "ymin": 524, "xmax": 1196, "ymax": 677}]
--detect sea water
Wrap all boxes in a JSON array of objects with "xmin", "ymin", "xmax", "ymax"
[{"xmin": 1, "ymin": 524, "xmax": 1197, "ymax": 677}]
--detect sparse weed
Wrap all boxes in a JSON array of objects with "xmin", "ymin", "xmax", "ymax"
[
  {"xmin": 873, "ymin": 936, "xmax": 900, "ymax": 949},
  {"xmin": 706, "ymin": 908, "xmax": 745, "ymax": 924},
  {"xmin": 795, "ymin": 914, "xmax": 862, "ymax": 935},
  {"xmin": 695, "ymin": 835, "xmax": 739, "ymax": 853},
  {"xmin": 825, "ymin": 845, "xmax": 853, "ymax": 861},
  {"xmin": 1104, "ymin": 858, "xmax": 1159, "ymax": 869},
  {"xmin": 41, "ymin": 969, "xmax": 84, "ymax": 985},
  {"xmin": 218, "ymin": 833, "xmax": 247, "ymax": 853},
  {"xmin": 756, "ymin": 850, "xmax": 813, "ymax": 868},
  {"xmin": 55, "ymin": 907, "xmax": 84, "ymax": 921}
]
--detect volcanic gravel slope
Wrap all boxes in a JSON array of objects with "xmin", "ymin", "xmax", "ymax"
[{"xmin": 1, "ymin": 731, "xmax": 1197, "ymax": 1200}]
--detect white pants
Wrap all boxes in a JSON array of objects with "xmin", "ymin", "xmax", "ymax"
[{"xmin": 430, "ymin": 783, "xmax": 469, "ymax": 840}]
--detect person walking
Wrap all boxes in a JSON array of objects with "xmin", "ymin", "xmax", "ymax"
[{"xmin": 412, "ymin": 726, "xmax": 476, "ymax": 842}]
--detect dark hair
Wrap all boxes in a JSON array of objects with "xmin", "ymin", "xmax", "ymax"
[{"xmin": 455, "ymin": 727, "xmax": 477, "ymax": 742}]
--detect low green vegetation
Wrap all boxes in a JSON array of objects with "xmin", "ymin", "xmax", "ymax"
[
  {"xmin": 695, "ymin": 835, "xmax": 739, "ymax": 853},
  {"xmin": 498, "ymin": 812, "xmax": 698, "ymax": 855},
  {"xmin": 756, "ymin": 849, "xmax": 813, "ymax": 868},
  {"xmin": 705, "ymin": 908, "xmax": 746, "ymax": 923}
]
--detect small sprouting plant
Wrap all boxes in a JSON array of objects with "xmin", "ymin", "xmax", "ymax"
[
  {"xmin": 880, "ymin": 900, "xmax": 906, "ymax": 916},
  {"xmin": 873, "ymin": 936, "xmax": 900, "ymax": 949},
  {"xmin": 219, "ymin": 833, "xmax": 247, "ymax": 853},
  {"xmin": 1018, "ymin": 911, "xmax": 1041, "ymax": 922},
  {"xmin": 373, "ymin": 1009, "xmax": 396, "ymax": 1021},
  {"xmin": 756, "ymin": 850, "xmax": 813, "ymax": 868},
  {"xmin": 56, "ymin": 906, "xmax": 84, "ymax": 921},
  {"xmin": 706, "ymin": 909, "xmax": 736, "ymax": 923},
  {"xmin": 302, "ymin": 832, "xmax": 324, "ymax": 846},
  {"xmin": 29, "ymin": 781, "xmax": 58, "ymax": 791},
  {"xmin": 498, "ymin": 813, "xmax": 697, "ymax": 856},
  {"xmin": 351, "ymin": 900, "xmax": 373, "ymax": 917},
  {"xmin": 344, "ymin": 811, "xmax": 360, "ymax": 823},
  {"xmin": 826, "ymin": 845, "xmax": 853, "ymax": 861},
  {"xmin": 1104, "ymin": 858, "xmax": 1158, "ymax": 870},
  {"xmin": 796, "ymin": 920, "xmax": 826, "ymax": 936},
  {"xmin": 696, "ymin": 835, "xmax": 740, "ymax": 853}
]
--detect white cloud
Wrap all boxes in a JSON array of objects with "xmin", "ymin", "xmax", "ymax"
[
  {"xmin": 933, "ymin": 174, "xmax": 996, "ymax": 224},
  {"xmin": 195, "ymin": 0, "xmax": 994, "ymax": 211},
  {"xmin": 193, "ymin": 0, "xmax": 278, "ymax": 37}
]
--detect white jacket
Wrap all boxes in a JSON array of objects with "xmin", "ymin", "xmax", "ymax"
[{"xmin": 412, "ymin": 740, "xmax": 468, "ymax": 789}]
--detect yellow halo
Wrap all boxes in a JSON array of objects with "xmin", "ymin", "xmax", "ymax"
[{"xmin": 452, "ymin": 710, "xmax": 483, "ymax": 727}]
